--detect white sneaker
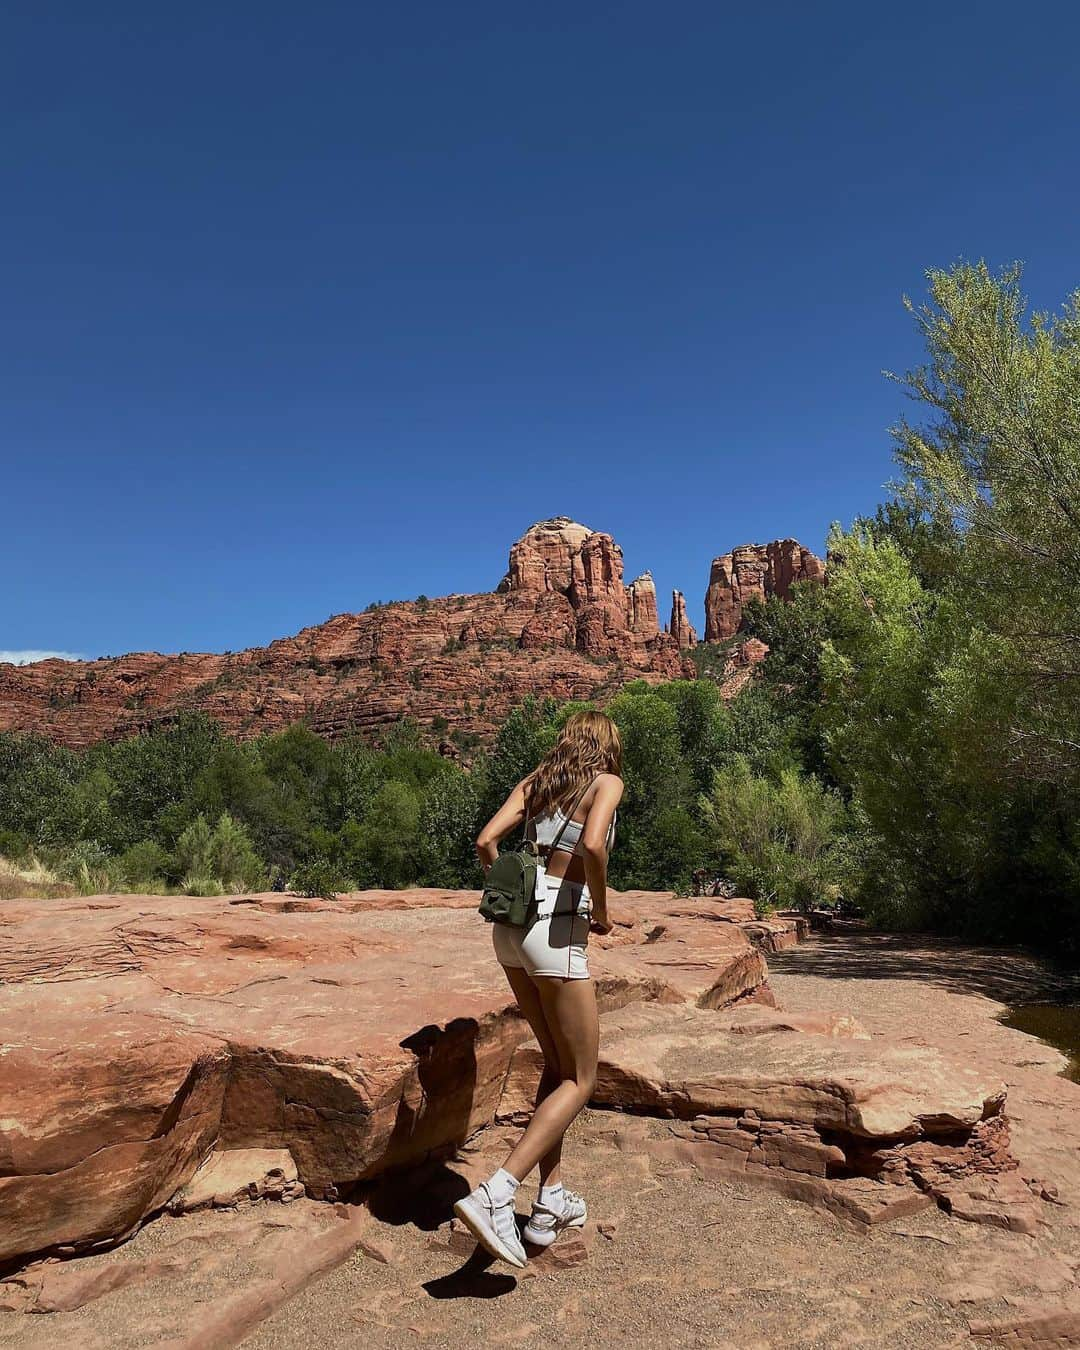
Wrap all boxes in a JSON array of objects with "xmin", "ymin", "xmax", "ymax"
[
  {"xmin": 522, "ymin": 1188, "xmax": 587, "ymax": 1247},
  {"xmin": 453, "ymin": 1181, "xmax": 527, "ymax": 1269}
]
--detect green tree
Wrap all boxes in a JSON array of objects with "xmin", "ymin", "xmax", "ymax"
[
  {"xmin": 210, "ymin": 812, "xmax": 264, "ymax": 890},
  {"xmin": 654, "ymin": 680, "xmax": 731, "ymax": 795},
  {"xmin": 175, "ymin": 814, "xmax": 214, "ymax": 882},
  {"xmin": 345, "ymin": 781, "xmax": 422, "ymax": 888},
  {"xmin": 892, "ymin": 260, "xmax": 1080, "ymax": 787},
  {"xmin": 606, "ymin": 684, "xmax": 702, "ymax": 889},
  {"xmin": 416, "ymin": 767, "xmax": 483, "ymax": 887},
  {"xmin": 481, "ymin": 697, "xmax": 560, "ymax": 820}
]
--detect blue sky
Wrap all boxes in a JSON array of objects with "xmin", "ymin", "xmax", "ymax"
[{"xmin": 3, "ymin": 2, "xmax": 1078, "ymax": 661}]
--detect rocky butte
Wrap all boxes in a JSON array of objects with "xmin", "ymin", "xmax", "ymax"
[
  {"xmin": 704, "ymin": 539, "xmax": 826, "ymax": 641},
  {"xmin": 0, "ymin": 518, "xmax": 823, "ymax": 749}
]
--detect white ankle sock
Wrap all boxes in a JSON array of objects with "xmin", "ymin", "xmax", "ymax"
[
  {"xmin": 539, "ymin": 1182, "xmax": 564, "ymax": 1207},
  {"xmin": 486, "ymin": 1167, "xmax": 519, "ymax": 1202}
]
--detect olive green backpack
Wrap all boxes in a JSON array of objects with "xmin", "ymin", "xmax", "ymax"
[{"xmin": 479, "ymin": 783, "xmax": 588, "ymax": 928}]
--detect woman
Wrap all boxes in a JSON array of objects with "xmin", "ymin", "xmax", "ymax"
[{"xmin": 453, "ymin": 709, "xmax": 624, "ymax": 1268}]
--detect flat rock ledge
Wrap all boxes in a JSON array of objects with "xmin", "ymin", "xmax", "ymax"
[
  {"xmin": 0, "ymin": 886, "xmax": 1042, "ymax": 1282},
  {"xmin": 499, "ymin": 1003, "xmax": 1038, "ymax": 1233}
]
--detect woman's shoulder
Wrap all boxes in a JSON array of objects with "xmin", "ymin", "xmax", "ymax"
[{"xmin": 590, "ymin": 772, "xmax": 624, "ymax": 795}]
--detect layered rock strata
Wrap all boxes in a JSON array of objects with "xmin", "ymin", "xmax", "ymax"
[
  {"xmin": 0, "ymin": 887, "xmax": 768, "ymax": 1266},
  {"xmin": 667, "ymin": 589, "xmax": 697, "ymax": 648},
  {"xmin": 498, "ymin": 1000, "xmax": 1035, "ymax": 1233},
  {"xmin": 0, "ymin": 886, "xmax": 1038, "ymax": 1271},
  {"xmin": 0, "ymin": 518, "xmax": 690, "ymax": 749}
]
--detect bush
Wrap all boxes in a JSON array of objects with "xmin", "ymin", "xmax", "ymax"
[
  {"xmin": 53, "ymin": 840, "xmax": 117, "ymax": 896},
  {"xmin": 210, "ymin": 812, "xmax": 264, "ymax": 891},
  {"xmin": 289, "ymin": 859, "xmax": 347, "ymax": 900},
  {"xmin": 182, "ymin": 874, "xmax": 226, "ymax": 897},
  {"xmin": 701, "ymin": 757, "xmax": 861, "ymax": 915},
  {"xmin": 119, "ymin": 839, "xmax": 172, "ymax": 889},
  {"xmin": 0, "ymin": 828, "xmax": 31, "ymax": 862},
  {"xmin": 175, "ymin": 815, "xmax": 213, "ymax": 879}
]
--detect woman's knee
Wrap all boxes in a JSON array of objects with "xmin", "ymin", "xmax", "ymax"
[
  {"xmin": 538, "ymin": 1062, "xmax": 561, "ymax": 1093},
  {"xmin": 577, "ymin": 1068, "xmax": 597, "ymax": 1103},
  {"xmin": 559, "ymin": 1066, "xmax": 595, "ymax": 1105}
]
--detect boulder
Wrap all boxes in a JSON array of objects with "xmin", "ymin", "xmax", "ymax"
[{"xmin": 585, "ymin": 1002, "xmax": 1004, "ymax": 1135}]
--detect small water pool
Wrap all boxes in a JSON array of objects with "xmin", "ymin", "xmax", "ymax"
[{"xmin": 1001, "ymin": 1002, "xmax": 1080, "ymax": 1083}]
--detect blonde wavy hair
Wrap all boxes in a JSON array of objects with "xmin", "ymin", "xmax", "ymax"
[{"xmin": 525, "ymin": 710, "xmax": 623, "ymax": 819}]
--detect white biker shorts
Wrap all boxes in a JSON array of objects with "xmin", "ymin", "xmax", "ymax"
[{"xmin": 492, "ymin": 874, "xmax": 591, "ymax": 980}]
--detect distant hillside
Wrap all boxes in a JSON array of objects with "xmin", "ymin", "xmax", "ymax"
[{"xmin": 0, "ymin": 518, "xmax": 822, "ymax": 748}]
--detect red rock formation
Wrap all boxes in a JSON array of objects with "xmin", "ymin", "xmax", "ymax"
[
  {"xmin": 668, "ymin": 590, "xmax": 697, "ymax": 649},
  {"xmin": 0, "ymin": 518, "xmax": 693, "ymax": 749},
  {"xmin": 0, "ymin": 522, "xmax": 826, "ymax": 750},
  {"xmin": 718, "ymin": 636, "xmax": 770, "ymax": 699},
  {"xmin": 1, "ymin": 884, "xmax": 1036, "ymax": 1268},
  {"xmin": 704, "ymin": 539, "xmax": 825, "ymax": 641},
  {"xmin": 499, "ymin": 996, "xmax": 1032, "ymax": 1231}
]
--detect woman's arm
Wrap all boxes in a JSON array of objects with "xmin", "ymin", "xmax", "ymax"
[
  {"xmin": 475, "ymin": 778, "xmax": 530, "ymax": 872},
  {"xmin": 580, "ymin": 773, "xmax": 624, "ymax": 934}
]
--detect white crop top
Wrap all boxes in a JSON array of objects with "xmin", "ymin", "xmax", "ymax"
[{"xmin": 533, "ymin": 805, "xmax": 616, "ymax": 856}]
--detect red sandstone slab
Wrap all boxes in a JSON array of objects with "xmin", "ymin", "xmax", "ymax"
[
  {"xmin": 586, "ymin": 1003, "xmax": 1004, "ymax": 1137},
  {"xmin": 500, "ymin": 1002, "xmax": 1003, "ymax": 1141},
  {"xmin": 0, "ymin": 888, "xmax": 766, "ymax": 1264}
]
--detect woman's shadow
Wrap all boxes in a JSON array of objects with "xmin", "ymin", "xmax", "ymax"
[{"xmin": 363, "ymin": 1018, "xmax": 522, "ymax": 1300}]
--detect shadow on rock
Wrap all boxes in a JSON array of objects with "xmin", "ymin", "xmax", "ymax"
[
  {"xmin": 769, "ymin": 930, "xmax": 1073, "ymax": 1003},
  {"xmin": 365, "ymin": 1159, "xmax": 471, "ymax": 1231}
]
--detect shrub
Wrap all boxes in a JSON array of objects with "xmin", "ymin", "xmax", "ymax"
[
  {"xmin": 289, "ymin": 859, "xmax": 347, "ymax": 900},
  {"xmin": 0, "ymin": 828, "xmax": 31, "ymax": 862},
  {"xmin": 175, "ymin": 814, "xmax": 213, "ymax": 879},
  {"xmin": 119, "ymin": 839, "xmax": 172, "ymax": 889},
  {"xmin": 701, "ymin": 757, "xmax": 861, "ymax": 915},
  {"xmin": 53, "ymin": 840, "xmax": 117, "ymax": 895},
  {"xmin": 209, "ymin": 812, "xmax": 264, "ymax": 891},
  {"xmin": 182, "ymin": 874, "xmax": 226, "ymax": 897}
]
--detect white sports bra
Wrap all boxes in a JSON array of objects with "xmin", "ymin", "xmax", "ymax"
[{"xmin": 533, "ymin": 804, "xmax": 616, "ymax": 856}]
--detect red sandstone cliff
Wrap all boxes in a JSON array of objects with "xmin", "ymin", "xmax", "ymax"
[
  {"xmin": 0, "ymin": 519, "xmax": 691, "ymax": 749},
  {"xmin": 0, "ymin": 520, "xmax": 821, "ymax": 749},
  {"xmin": 703, "ymin": 539, "xmax": 825, "ymax": 642}
]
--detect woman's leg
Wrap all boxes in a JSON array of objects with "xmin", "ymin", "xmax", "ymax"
[
  {"xmin": 502, "ymin": 965, "xmax": 565, "ymax": 1187},
  {"xmin": 501, "ymin": 976, "xmax": 599, "ymax": 1183}
]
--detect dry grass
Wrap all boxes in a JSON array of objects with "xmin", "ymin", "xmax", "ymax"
[{"xmin": 0, "ymin": 854, "xmax": 76, "ymax": 901}]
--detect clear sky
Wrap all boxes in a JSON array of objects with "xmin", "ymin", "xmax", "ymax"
[{"xmin": 3, "ymin": 1, "xmax": 1078, "ymax": 661}]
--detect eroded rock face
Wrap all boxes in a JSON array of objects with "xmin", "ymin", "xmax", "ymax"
[
  {"xmin": 0, "ymin": 887, "xmax": 768, "ymax": 1265},
  {"xmin": 704, "ymin": 539, "xmax": 825, "ymax": 641},
  {"xmin": 498, "ymin": 1001, "xmax": 1032, "ymax": 1232},
  {"xmin": 0, "ymin": 521, "xmax": 829, "ymax": 749}
]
